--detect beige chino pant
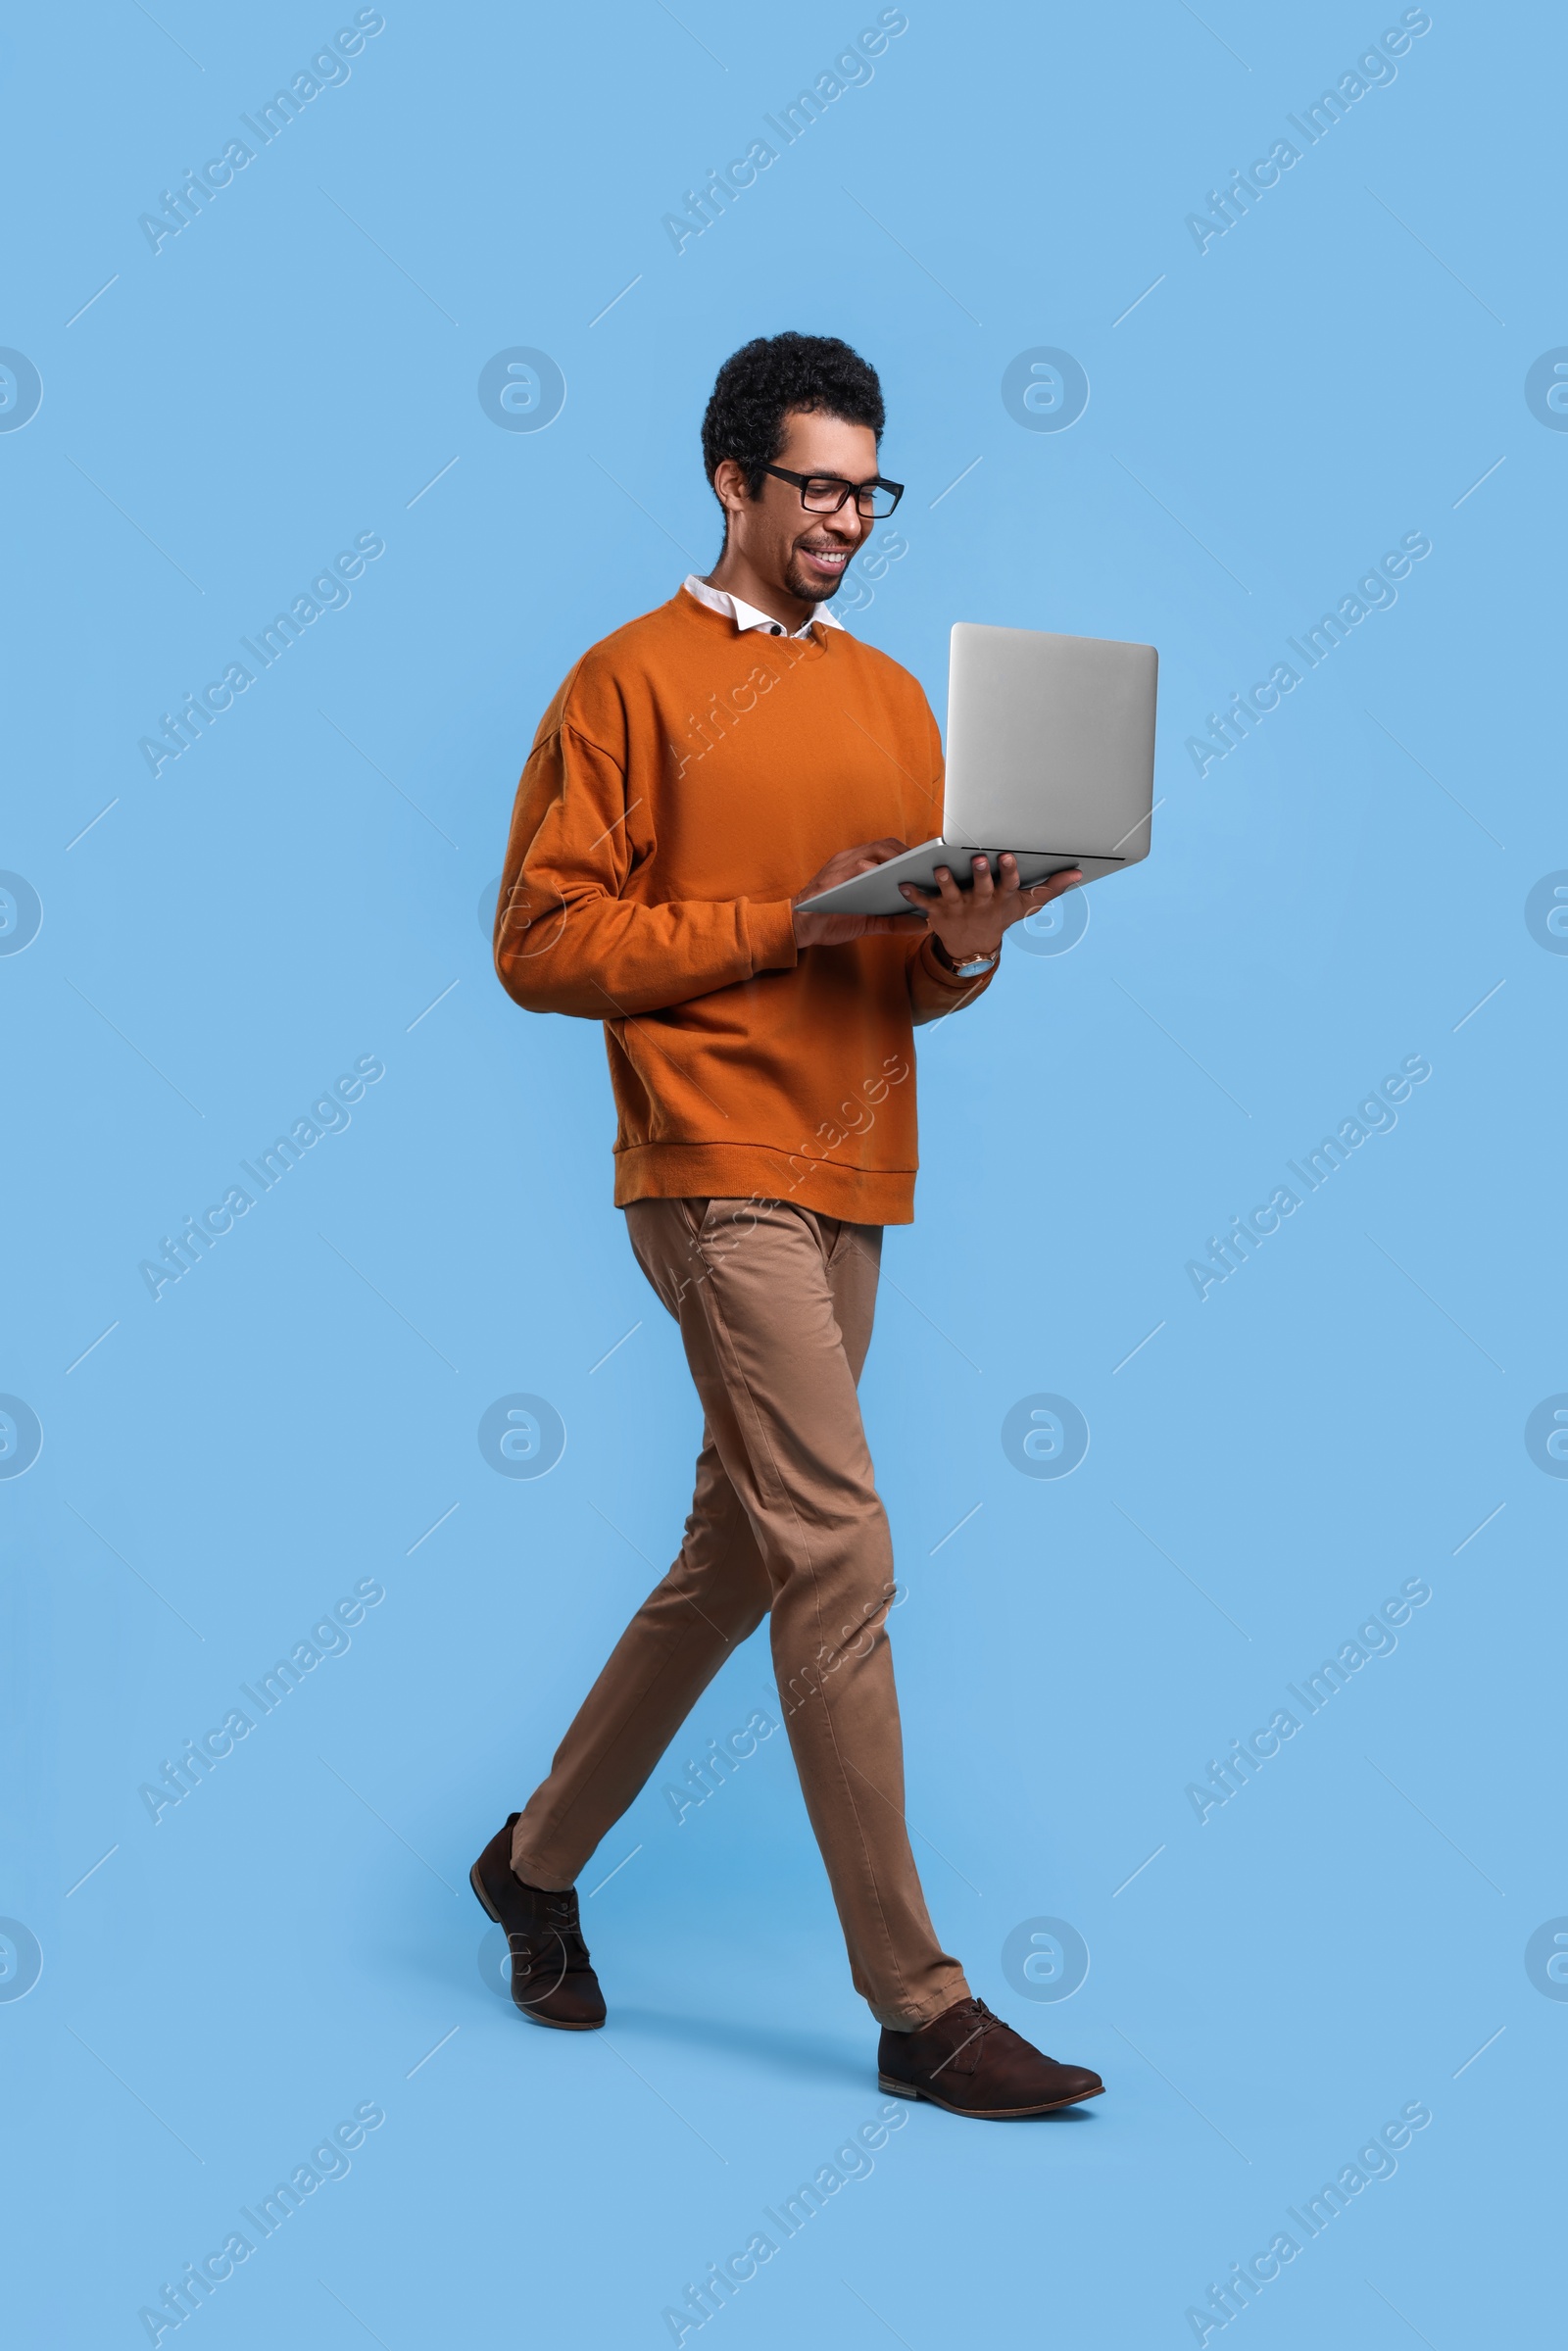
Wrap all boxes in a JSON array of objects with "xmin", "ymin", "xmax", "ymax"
[{"xmin": 510, "ymin": 1195, "xmax": 969, "ymax": 2031}]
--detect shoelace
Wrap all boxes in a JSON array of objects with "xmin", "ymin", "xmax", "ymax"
[
  {"xmin": 931, "ymin": 1997, "xmax": 1006, "ymax": 2077},
  {"xmin": 954, "ymin": 1997, "xmax": 1004, "ymax": 2033},
  {"xmin": 541, "ymin": 1891, "xmax": 589, "ymax": 1969}
]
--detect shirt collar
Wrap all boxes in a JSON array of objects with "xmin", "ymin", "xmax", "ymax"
[{"xmin": 681, "ymin": 573, "xmax": 847, "ymax": 641}]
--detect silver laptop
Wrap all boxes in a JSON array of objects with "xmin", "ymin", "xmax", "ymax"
[{"xmin": 797, "ymin": 621, "xmax": 1158, "ymax": 916}]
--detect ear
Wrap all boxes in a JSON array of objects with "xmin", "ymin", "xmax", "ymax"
[{"xmin": 710, "ymin": 457, "xmax": 751, "ymax": 516}]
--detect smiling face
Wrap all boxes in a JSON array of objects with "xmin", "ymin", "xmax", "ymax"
[{"xmin": 713, "ymin": 408, "xmax": 879, "ymax": 609}]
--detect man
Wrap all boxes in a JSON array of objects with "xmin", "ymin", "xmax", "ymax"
[{"xmin": 472, "ymin": 332, "xmax": 1103, "ymax": 2121}]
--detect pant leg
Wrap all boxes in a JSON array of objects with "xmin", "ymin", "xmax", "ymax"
[
  {"xmin": 621, "ymin": 1196, "xmax": 968, "ymax": 2032},
  {"xmin": 510, "ymin": 1414, "xmax": 770, "ymax": 1888}
]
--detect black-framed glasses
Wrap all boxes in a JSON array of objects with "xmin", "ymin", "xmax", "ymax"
[{"xmin": 760, "ymin": 464, "xmax": 904, "ymax": 519}]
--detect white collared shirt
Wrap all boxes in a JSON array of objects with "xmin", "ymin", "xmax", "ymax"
[{"xmin": 681, "ymin": 572, "xmax": 847, "ymax": 641}]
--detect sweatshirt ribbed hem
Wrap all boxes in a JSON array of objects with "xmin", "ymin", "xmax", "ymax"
[{"xmin": 612, "ymin": 1142, "xmax": 915, "ymax": 1227}]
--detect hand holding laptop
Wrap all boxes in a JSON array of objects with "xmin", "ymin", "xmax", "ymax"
[
  {"xmin": 898, "ymin": 850, "xmax": 1084, "ymax": 960},
  {"xmin": 791, "ymin": 838, "xmax": 1081, "ymax": 953}
]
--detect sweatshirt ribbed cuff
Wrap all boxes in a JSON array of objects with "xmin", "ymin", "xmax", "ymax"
[{"xmin": 744, "ymin": 898, "xmax": 800, "ymax": 973}]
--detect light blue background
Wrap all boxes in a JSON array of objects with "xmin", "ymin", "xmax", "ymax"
[{"xmin": 3, "ymin": 2, "xmax": 1561, "ymax": 2343}]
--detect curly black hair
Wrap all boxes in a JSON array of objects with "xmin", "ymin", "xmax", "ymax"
[{"xmin": 701, "ymin": 332, "xmax": 885, "ymax": 503}]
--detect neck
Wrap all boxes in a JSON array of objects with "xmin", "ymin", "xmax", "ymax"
[{"xmin": 704, "ymin": 547, "xmax": 815, "ymax": 634}]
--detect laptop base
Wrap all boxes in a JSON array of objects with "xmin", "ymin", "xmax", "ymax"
[{"xmin": 795, "ymin": 839, "xmax": 1123, "ymax": 920}]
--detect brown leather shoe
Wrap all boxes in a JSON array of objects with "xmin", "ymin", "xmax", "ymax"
[
  {"xmin": 470, "ymin": 1816, "xmax": 606, "ymax": 2030},
  {"xmin": 878, "ymin": 1996, "xmax": 1102, "ymax": 2118}
]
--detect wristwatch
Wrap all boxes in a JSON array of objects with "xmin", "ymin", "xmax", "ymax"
[{"xmin": 944, "ymin": 947, "xmax": 1000, "ymax": 979}]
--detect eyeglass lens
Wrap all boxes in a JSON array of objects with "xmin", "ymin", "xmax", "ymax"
[{"xmin": 801, "ymin": 477, "xmax": 898, "ymax": 517}]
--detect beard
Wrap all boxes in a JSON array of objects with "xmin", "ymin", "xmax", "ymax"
[{"xmin": 784, "ymin": 542, "xmax": 851, "ymax": 603}]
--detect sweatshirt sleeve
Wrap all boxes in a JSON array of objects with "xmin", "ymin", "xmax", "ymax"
[{"xmin": 495, "ymin": 720, "xmax": 799, "ymax": 1019}]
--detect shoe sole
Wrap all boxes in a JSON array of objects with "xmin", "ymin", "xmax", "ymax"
[
  {"xmin": 877, "ymin": 2074, "xmax": 1104, "ymax": 2119},
  {"xmin": 469, "ymin": 1859, "xmax": 606, "ymax": 2033}
]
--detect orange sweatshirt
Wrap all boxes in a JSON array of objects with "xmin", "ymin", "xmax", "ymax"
[{"xmin": 495, "ymin": 586, "xmax": 994, "ymax": 1224}]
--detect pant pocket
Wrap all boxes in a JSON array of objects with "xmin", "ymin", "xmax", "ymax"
[
  {"xmin": 827, "ymin": 1215, "xmax": 878, "ymax": 1269},
  {"xmin": 675, "ymin": 1197, "xmax": 712, "ymax": 1248}
]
